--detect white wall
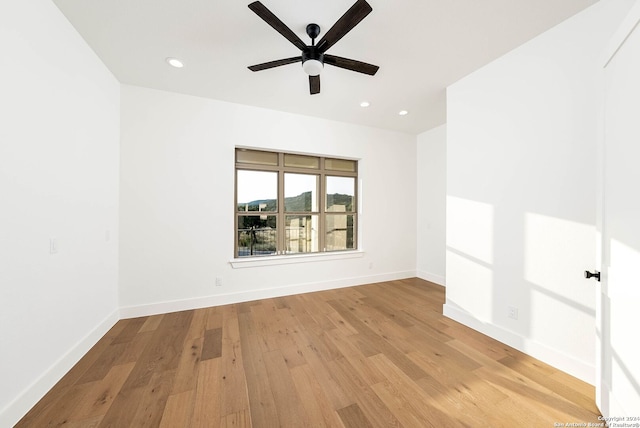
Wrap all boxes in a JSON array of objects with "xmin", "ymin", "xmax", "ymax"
[
  {"xmin": 119, "ymin": 85, "xmax": 417, "ymax": 315},
  {"xmin": 0, "ymin": 0, "xmax": 120, "ymax": 425},
  {"xmin": 416, "ymin": 125, "xmax": 446, "ymax": 285},
  {"xmin": 445, "ymin": 0, "xmax": 633, "ymax": 383}
]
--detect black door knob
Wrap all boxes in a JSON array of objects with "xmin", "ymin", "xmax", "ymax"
[{"xmin": 584, "ymin": 270, "xmax": 600, "ymax": 282}]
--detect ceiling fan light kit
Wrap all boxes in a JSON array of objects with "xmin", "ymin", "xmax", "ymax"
[
  {"xmin": 247, "ymin": 0, "xmax": 379, "ymax": 95},
  {"xmin": 302, "ymin": 58, "xmax": 323, "ymax": 76}
]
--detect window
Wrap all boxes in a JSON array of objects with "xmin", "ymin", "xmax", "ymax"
[{"xmin": 235, "ymin": 148, "xmax": 357, "ymax": 257}]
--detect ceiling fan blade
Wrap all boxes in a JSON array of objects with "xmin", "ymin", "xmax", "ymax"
[
  {"xmin": 248, "ymin": 1, "xmax": 307, "ymax": 51},
  {"xmin": 323, "ymin": 55, "xmax": 379, "ymax": 75},
  {"xmin": 248, "ymin": 56, "xmax": 302, "ymax": 72},
  {"xmin": 316, "ymin": 0, "xmax": 372, "ymax": 53},
  {"xmin": 309, "ymin": 75, "xmax": 320, "ymax": 95}
]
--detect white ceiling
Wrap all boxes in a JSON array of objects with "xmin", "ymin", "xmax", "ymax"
[{"xmin": 53, "ymin": 0, "xmax": 598, "ymax": 135}]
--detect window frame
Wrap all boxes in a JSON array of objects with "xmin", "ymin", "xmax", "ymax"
[{"xmin": 235, "ymin": 149, "xmax": 358, "ymax": 258}]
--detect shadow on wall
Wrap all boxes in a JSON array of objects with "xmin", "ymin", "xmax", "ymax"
[
  {"xmin": 445, "ymin": 195, "xmax": 598, "ymax": 381},
  {"xmin": 446, "ymin": 189, "xmax": 640, "ymax": 410}
]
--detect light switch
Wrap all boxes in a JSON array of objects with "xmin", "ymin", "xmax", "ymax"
[{"xmin": 50, "ymin": 238, "xmax": 58, "ymax": 254}]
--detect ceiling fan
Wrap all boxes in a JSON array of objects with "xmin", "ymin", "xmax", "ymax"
[{"xmin": 247, "ymin": 0, "xmax": 379, "ymax": 95}]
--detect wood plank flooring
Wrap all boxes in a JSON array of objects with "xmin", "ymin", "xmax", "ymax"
[{"xmin": 16, "ymin": 278, "xmax": 601, "ymax": 427}]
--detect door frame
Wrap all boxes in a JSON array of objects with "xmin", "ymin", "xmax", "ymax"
[{"xmin": 596, "ymin": 0, "xmax": 640, "ymax": 417}]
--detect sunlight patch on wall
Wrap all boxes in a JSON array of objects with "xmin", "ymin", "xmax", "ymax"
[
  {"xmin": 447, "ymin": 196, "xmax": 494, "ymax": 264},
  {"xmin": 446, "ymin": 250, "xmax": 494, "ymax": 322},
  {"xmin": 523, "ymin": 212, "xmax": 597, "ymax": 360},
  {"xmin": 446, "ymin": 196, "xmax": 495, "ymax": 321},
  {"xmin": 524, "ymin": 212, "xmax": 595, "ymax": 302},
  {"xmin": 529, "ymin": 290, "xmax": 594, "ymax": 354}
]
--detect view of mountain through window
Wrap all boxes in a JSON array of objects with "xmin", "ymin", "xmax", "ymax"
[{"xmin": 235, "ymin": 149, "xmax": 357, "ymax": 257}]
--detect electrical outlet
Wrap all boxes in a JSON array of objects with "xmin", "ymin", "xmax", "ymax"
[
  {"xmin": 215, "ymin": 276, "xmax": 223, "ymax": 287},
  {"xmin": 508, "ymin": 306, "xmax": 519, "ymax": 320}
]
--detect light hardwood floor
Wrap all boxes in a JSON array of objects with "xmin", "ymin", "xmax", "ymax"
[{"xmin": 16, "ymin": 278, "xmax": 601, "ymax": 427}]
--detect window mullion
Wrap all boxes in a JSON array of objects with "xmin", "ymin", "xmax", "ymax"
[
  {"xmin": 319, "ymin": 170, "xmax": 326, "ymax": 252},
  {"xmin": 278, "ymin": 154, "xmax": 285, "ymax": 255}
]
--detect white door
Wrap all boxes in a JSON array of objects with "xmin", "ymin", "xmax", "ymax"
[{"xmin": 597, "ymin": 0, "xmax": 640, "ymax": 418}]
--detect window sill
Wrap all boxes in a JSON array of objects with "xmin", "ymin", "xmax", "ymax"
[{"xmin": 230, "ymin": 250, "xmax": 364, "ymax": 269}]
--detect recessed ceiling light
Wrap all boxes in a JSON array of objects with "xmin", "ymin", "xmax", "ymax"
[
  {"xmin": 166, "ymin": 57, "xmax": 184, "ymax": 68},
  {"xmin": 360, "ymin": 101, "xmax": 370, "ymax": 108},
  {"xmin": 398, "ymin": 110, "xmax": 409, "ymax": 116}
]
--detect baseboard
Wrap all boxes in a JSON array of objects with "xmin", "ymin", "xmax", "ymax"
[
  {"xmin": 417, "ymin": 270, "xmax": 446, "ymax": 286},
  {"xmin": 0, "ymin": 309, "xmax": 120, "ymax": 428},
  {"xmin": 119, "ymin": 270, "xmax": 417, "ymax": 318},
  {"xmin": 443, "ymin": 303, "xmax": 595, "ymax": 385}
]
